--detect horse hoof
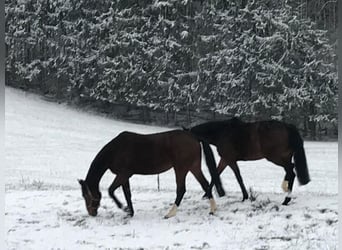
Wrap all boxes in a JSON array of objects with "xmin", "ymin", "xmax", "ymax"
[
  {"xmin": 282, "ymin": 197, "xmax": 291, "ymax": 206},
  {"xmin": 122, "ymin": 206, "xmax": 134, "ymax": 217},
  {"xmin": 209, "ymin": 212, "xmax": 214, "ymax": 215},
  {"xmin": 242, "ymin": 196, "xmax": 249, "ymax": 202},
  {"xmin": 125, "ymin": 210, "xmax": 134, "ymax": 217},
  {"xmin": 202, "ymin": 193, "xmax": 209, "ymax": 200},
  {"xmin": 116, "ymin": 202, "xmax": 123, "ymax": 209},
  {"xmin": 217, "ymin": 188, "xmax": 225, "ymax": 197},
  {"xmin": 124, "ymin": 213, "xmax": 134, "ymax": 219}
]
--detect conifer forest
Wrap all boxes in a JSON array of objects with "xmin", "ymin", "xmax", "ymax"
[{"xmin": 5, "ymin": 0, "xmax": 338, "ymax": 139}]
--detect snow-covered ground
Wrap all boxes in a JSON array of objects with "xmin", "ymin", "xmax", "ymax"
[{"xmin": 5, "ymin": 87, "xmax": 338, "ymax": 250}]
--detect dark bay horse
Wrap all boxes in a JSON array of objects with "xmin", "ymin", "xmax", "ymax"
[
  {"xmin": 78, "ymin": 130, "xmax": 225, "ymax": 219},
  {"xmin": 186, "ymin": 118, "xmax": 310, "ymax": 205}
]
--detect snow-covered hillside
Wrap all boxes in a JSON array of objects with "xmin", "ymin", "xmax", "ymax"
[{"xmin": 5, "ymin": 87, "xmax": 338, "ymax": 249}]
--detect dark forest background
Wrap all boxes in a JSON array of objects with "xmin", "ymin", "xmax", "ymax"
[{"xmin": 5, "ymin": 0, "xmax": 338, "ymax": 140}]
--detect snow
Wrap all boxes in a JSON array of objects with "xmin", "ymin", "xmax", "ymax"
[
  {"xmin": 5, "ymin": 87, "xmax": 338, "ymax": 249},
  {"xmin": 256, "ymin": 33, "xmax": 286, "ymax": 45},
  {"xmin": 271, "ymin": 19, "xmax": 290, "ymax": 31},
  {"xmin": 180, "ymin": 31, "xmax": 189, "ymax": 39},
  {"xmin": 153, "ymin": 1, "xmax": 173, "ymax": 8},
  {"xmin": 200, "ymin": 35, "xmax": 217, "ymax": 43}
]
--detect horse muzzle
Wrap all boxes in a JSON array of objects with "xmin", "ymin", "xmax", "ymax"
[{"xmin": 88, "ymin": 209, "xmax": 98, "ymax": 217}]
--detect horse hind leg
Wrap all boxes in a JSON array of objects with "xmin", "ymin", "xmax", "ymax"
[
  {"xmin": 229, "ymin": 161, "xmax": 249, "ymax": 201},
  {"xmin": 190, "ymin": 166, "xmax": 217, "ymax": 215},
  {"xmin": 164, "ymin": 170, "xmax": 188, "ymax": 219},
  {"xmin": 268, "ymin": 156, "xmax": 295, "ymax": 205},
  {"xmin": 282, "ymin": 163, "xmax": 296, "ymax": 205}
]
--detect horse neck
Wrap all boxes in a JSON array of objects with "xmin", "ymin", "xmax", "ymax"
[{"xmin": 85, "ymin": 161, "xmax": 108, "ymax": 194}]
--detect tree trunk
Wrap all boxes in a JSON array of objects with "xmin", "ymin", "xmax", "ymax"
[
  {"xmin": 187, "ymin": 105, "xmax": 191, "ymax": 125},
  {"xmin": 303, "ymin": 117, "xmax": 308, "ymax": 138},
  {"xmin": 165, "ymin": 111, "xmax": 169, "ymax": 124},
  {"xmin": 309, "ymin": 102, "xmax": 316, "ymax": 140},
  {"xmin": 174, "ymin": 111, "xmax": 177, "ymax": 125}
]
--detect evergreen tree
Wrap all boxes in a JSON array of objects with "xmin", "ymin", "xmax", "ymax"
[{"xmin": 5, "ymin": 0, "xmax": 337, "ymax": 138}]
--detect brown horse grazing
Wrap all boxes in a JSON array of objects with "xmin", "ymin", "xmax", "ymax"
[
  {"xmin": 186, "ymin": 118, "xmax": 310, "ymax": 205},
  {"xmin": 78, "ymin": 130, "xmax": 225, "ymax": 219}
]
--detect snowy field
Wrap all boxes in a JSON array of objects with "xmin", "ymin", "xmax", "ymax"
[{"xmin": 5, "ymin": 87, "xmax": 338, "ymax": 250}]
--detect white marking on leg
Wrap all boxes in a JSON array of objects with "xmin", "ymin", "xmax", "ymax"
[
  {"xmin": 209, "ymin": 198, "xmax": 216, "ymax": 214},
  {"xmin": 164, "ymin": 204, "xmax": 178, "ymax": 219},
  {"xmin": 281, "ymin": 180, "xmax": 289, "ymax": 192}
]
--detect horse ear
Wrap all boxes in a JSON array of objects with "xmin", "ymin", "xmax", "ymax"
[{"xmin": 78, "ymin": 180, "xmax": 92, "ymax": 197}]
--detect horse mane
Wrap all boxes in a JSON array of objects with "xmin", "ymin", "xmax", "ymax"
[
  {"xmin": 188, "ymin": 117, "xmax": 243, "ymax": 145},
  {"xmin": 85, "ymin": 138, "xmax": 117, "ymax": 191},
  {"xmin": 192, "ymin": 117, "xmax": 242, "ymax": 131}
]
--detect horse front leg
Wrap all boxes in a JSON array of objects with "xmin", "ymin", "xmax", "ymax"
[
  {"xmin": 190, "ymin": 167, "xmax": 217, "ymax": 215},
  {"xmin": 108, "ymin": 175, "xmax": 126, "ymax": 209},
  {"xmin": 164, "ymin": 170, "xmax": 187, "ymax": 219},
  {"xmin": 108, "ymin": 174, "xmax": 131, "ymax": 211}
]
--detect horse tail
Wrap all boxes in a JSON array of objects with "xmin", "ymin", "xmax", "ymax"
[
  {"xmin": 182, "ymin": 125, "xmax": 225, "ymax": 196},
  {"xmin": 287, "ymin": 125, "xmax": 310, "ymax": 185},
  {"xmin": 201, "ymin": 140, "xmax": 225, "ymax": 197},
  {"xmin": 184, "ymin": 124, "xmax": 225, "ymax": 197}
]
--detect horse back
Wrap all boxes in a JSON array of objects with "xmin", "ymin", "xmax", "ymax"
[
  {"xmin": 217, "ymin": 121, "xmax": 263, "ymax": 160},
  {"xmin": 109, "ymin": 130, "xmax": 200, "ymax": 175},
  {"xmin": 257, "ymin": 120, "xmax": 292, "ymax": 157},
  {"xmin": 166, "ymin": 130, "xmax": 201, "ymax": 168},
  {"xmin": 217, "ymin": 120, "xmax": 291, "ymax": 161}
]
